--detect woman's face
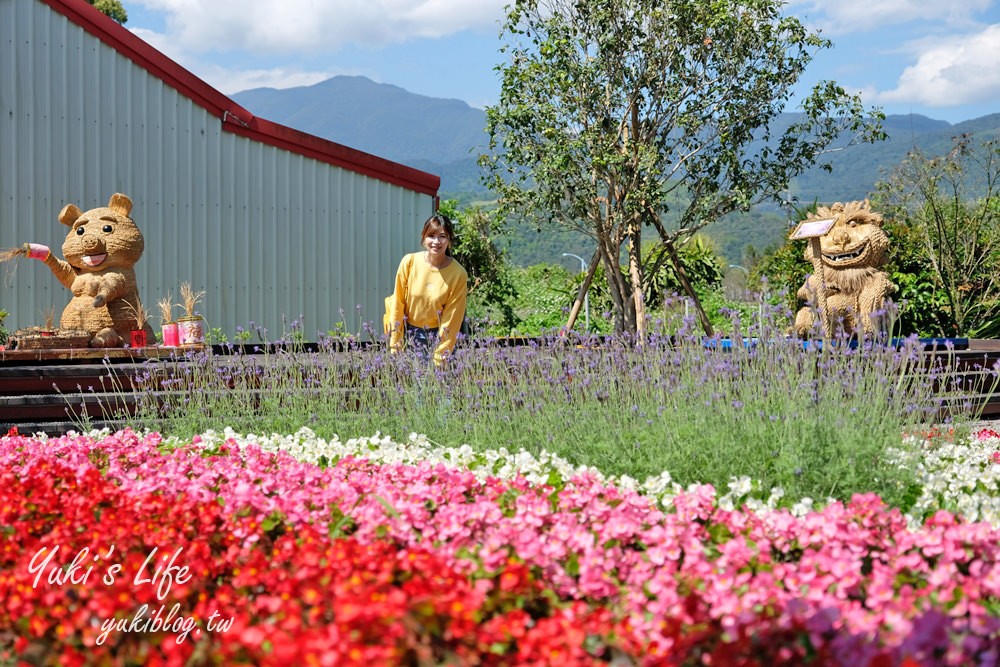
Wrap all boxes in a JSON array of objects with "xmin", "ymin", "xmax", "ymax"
[{"xmin": 422, "ymin": 225, "xmax": 450, "ymax": 257}]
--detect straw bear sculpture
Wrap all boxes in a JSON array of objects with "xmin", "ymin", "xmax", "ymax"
[{"xmin": 19, "ymin": 193, "xmax": 155, "ymax": 347}]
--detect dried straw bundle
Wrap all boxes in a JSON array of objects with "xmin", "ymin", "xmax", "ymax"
[
  {"xmin": 122, "ymin": 300, "xmax": 150, "ymax": 330},
  {"xmin": 179, "ymin": 282, "xmax": 205, "ymax": 319},
  {"xmin": 42, "ymin": 306, "xmax": 57, "ymax": 331},
  {"xmin": 0, "ymin": 246, "xmax": 26, "ymax": 263},
  {"xmin": 157, "ymin": 294, "xmax": 174, "ymax": 325}
]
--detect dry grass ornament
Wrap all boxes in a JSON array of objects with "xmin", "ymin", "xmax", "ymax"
[
  {"xmin": 157, "ymin": 294, "xmax": 174, "ymax": 325},
  {"xmin": 178, "ymin": 282, "xmax": 205, "ymax": 320},
  {"xmin": 42, "ymin": 305, "xmax": 57, "ymax": 331},
  {"xmin": 0, "ymin": 247, "xmax": 29, "ymax": 287},
  {"xmin": 122, "ymin": 299, "xmax": 149, "ymax": 331},
  {"xmin": 0, "ymin": 247, "xmax": 26, "ymax": 263}
]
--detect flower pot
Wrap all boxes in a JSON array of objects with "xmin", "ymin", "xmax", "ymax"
[
  {"xmin": 161, "ymin": 322, "xmax": 179, "ymax": 347},
  {"xmin": 129, "ymin": 329, "xmax": 149, "ymax": 348},
  {"xmin": 177, "ymin": 316, "xmax": 205, "ymax": 346}
]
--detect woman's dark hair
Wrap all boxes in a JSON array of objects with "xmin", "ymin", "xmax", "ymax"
[{"xmin": 420, "ymin": 213, "xmax": 456, "ymax": 255}]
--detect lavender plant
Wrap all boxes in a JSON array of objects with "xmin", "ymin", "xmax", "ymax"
[{"xmin": 102, "ymin": 307, "xmax": 988, "ymax": 509}]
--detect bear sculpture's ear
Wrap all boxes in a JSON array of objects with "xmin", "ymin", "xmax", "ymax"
[
  {"xmin": 58, "ymin": 204, "xmax": 82, "ymax": 227},
  {"xmin": 107, "ymin": 193, "xmax": 132, "ymax": 217}
]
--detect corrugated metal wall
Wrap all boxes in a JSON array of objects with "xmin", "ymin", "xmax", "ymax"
[{"xmin": 0, "ymin": 0, "xmax": 437, "ymax": 342}]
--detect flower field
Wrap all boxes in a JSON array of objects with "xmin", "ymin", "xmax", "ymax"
[{"xmin": 1, "ymin": 427, "xmax": 999, "ymax": 666}]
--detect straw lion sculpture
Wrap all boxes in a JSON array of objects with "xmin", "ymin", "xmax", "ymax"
[
  {"xmin": 793, "ymin": 200, "xmax": 897, "ymax": 338},
  {"xmin": 17, "ymin": 193, "xmax": 155, "ymax": 347}
]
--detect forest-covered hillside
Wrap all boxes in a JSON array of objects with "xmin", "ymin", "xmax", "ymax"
[{"xmin": 233, "ymin": 76, "xmax": 1000, "ymax": 265}]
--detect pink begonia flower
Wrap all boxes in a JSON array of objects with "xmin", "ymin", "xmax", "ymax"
[{"xmin": 4, "ymin": 428, "xmax": 1000, "ymax": 664}]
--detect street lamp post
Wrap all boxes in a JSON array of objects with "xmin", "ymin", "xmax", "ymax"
[
  {"xmin": 562, "ymin": 253, "xmax": 590, "ymax": 332},
  {"xmin": 728, "ymin": 264, "xmax": 749, "ymax": 277}
]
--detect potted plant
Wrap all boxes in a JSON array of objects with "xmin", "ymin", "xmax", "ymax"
[
  {"xmin": 177, "ymin": 282, "xmax": 206, "ymax": 346},
  {"xmin": 13, "ymin": 307, "xmax": 89, "ymax": 349},
  {"xmin": 39, "ymin": 306, "xmax": 57, "ymax": 336},
  {"xmin": 123, "ymin": 299, "xmax": 151, "ymax": 348},
  {"xmin": 157, "ymin": 294, "xmax": 179, "ymax": 347}
]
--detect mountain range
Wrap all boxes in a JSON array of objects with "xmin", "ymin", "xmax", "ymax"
[
  {"xmin": 232, "ymin": 76, "xmax": 490, "ymax": 197},
  {"xmin": 233, "ymin": 76, "xmax": 1000, "ymax": 264}
]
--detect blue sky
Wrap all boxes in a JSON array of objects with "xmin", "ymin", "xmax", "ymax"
[{"xmin": 123, "ymin": 0, "xmax": 1000, "ymax": 125}]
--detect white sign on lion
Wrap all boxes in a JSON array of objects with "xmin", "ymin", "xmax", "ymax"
[{"xmin": 789, "ymin": 218, "xmax": 836, "ymax": 240}]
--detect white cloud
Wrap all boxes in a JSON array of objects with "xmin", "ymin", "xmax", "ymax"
[
  {"xmin": 785, "ymin": 0, "xmax": 992, "ymax": 29},
  {"xmin": 876, "ymin": 24, "xmax": 1000, "ymax": 106},
  {"xmin": 132, "ymin": 0, "xmax": 506, "ymax": 53},
  {"xmin": 130, "ymin": 27, "xmax": 355, "ymax": 93},
  {"xmin": 199, "ymin": 66, "xmax": 344, "ymax": 95}
]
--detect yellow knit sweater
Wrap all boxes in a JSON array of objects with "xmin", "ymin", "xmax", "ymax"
[{"xmin": 388, "ymin": 252, "xmax": 468, "ymax": 362}]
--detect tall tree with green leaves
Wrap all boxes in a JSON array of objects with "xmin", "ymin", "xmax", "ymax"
[
  {"xmin": 88, "ymin": 0, "xmax": 127, "ymax": 25},
  {"xmin": 875, "ymin": 135, "xmax": 1000, "ymax": 337},
  {"xmin": 481, "ymin": 0, "xmax": 884, "ymax": 336}
]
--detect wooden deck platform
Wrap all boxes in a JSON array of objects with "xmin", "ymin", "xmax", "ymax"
[{"xmin": 0, "ymin": 345, "xmax": 203, "ymax": 363}]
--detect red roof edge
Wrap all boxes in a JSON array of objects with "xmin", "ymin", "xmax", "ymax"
[
  {"xmin": 39, "ymin": 0, "xmax": 441, "ymax": 197},
  {"xmin": 225, "ymin": 115, "xmax": 441, "ymax": 195}
]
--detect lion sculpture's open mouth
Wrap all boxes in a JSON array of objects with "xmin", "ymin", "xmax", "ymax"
[{"xmin": 822, "ymin": 241, "xmax": 868, "ymax": 265}]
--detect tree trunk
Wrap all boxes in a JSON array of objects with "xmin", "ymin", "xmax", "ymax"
[
  {"xmin": 627, "ymin": 220, "xmax": 646, "ymax": 342},
  {"xmin": 565, "ymin": 250, "xmax": 600, "ymax": 332},
  {"xmin": 598, "ymin": 234, "xmax": 629, "ymax": 333},
  {"xmin": 643, "ymin": 203, "xmax": 714, "ymax": 336}
]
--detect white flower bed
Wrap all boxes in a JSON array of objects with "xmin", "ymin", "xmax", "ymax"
[
  {"xmin": 890, "ymin": 430, "xmax": 1000, "ymax": 526},
  {"xmin": 162, "ymin": 427, "xmax": 823, "ymax": 516},
  {"xmin": 56, "ymin": 423, "xmax": 996, "ymax": 527}
]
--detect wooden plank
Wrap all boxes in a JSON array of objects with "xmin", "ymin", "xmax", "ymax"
[
  {"xmin": 0, "ymin": 362, "xmax": 161, "ymax": 394},
  {"xmin": 0, "ymin": 377, "xmax": 61, "ymax": 394},
  {"xmin": 0, "ymin": 346, "xmax": 204, "ymax": 363}
]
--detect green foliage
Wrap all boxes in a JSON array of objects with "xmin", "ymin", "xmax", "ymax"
[
  {"xmin": 703, "ymin": 207, "xmax": 789, "ymax": 266},
  {"xmin": 439, "ymin": 201, "xmax": 520, "ymax": 333},
  {"xmin": 500, "ymin": 238, "xmax": 745, "ymax": 336},
  {"xmin": 498, "ymin": 225, "xmax": 595, "ymax": 268},
  {"xmin": 204, "ymin": 327, "xmax": 228, "ymax": 345},
  {"xmin": 87, "ymin": 0, "xmax": 127, "ymax": 24},
  {"xmin": 507, "ymin": 264, "xmax": 582, "ymax": 336},
  {"xmin": 875, "ymin": 135, "xmax": 1000, "ymax": 337},
  {"xmin": 0, "ymin": 309, "xmax": 8, "ymax": 346},
  {"xmin": 642, "ymin": 235, "xmax": 725, "ymax": 308},
  {"xmin": 481, "ymin": 0, "xmax": 884, "ymax": 333},
  {"xmin": 433, "ymin": 201, "xmax": 746, "ymax": 338},
  {"xmin": 750, "ymin": 239, "xmax": 808, "ymax": 312},
  {"xmin": 881, "ymin": 222, "xmax": 953, "ymax": 337},
  {"xmin": 690, "ymin": 285, "xmax": 758, "ymax": 332}
]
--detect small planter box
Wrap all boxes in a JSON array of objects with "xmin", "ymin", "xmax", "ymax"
[{"xmin": 13, "ymin": 328, "xmax": 91, "ymax": 350}]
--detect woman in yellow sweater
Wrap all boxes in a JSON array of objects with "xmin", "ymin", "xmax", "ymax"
[{"xmin": 388, "ymin": 214, "xmax": 468, "ymax": 364}]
